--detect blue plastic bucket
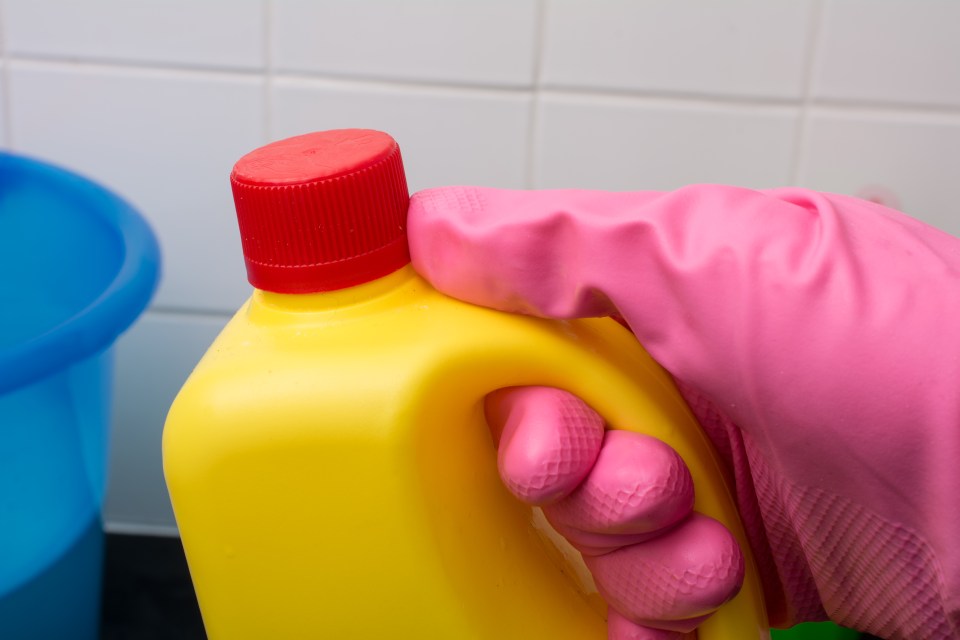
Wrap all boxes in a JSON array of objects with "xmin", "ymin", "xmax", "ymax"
[{"xmin": 0, "ymin": 152, "xmax": 160, "ymax": 639}]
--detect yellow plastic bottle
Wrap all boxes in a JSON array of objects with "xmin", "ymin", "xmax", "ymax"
[{"xmin": 162, "ymin": 129, "xmax": 768, "ymax": 639}]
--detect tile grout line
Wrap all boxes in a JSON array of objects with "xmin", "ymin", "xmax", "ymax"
[
  {"xmin": 262, "ymin": 0, "xmax": 273, "ymax": 142},
  {"xmin": 5, "ymin": 53, "xmax": 266, "ymax": 82},
  {"xmin": 4, "ymin": 51, "xmax": 960, "ymax": 120},
  {"xmin": 273, "ymin": 69, "xmax": 543, "ymax": 99},
  {"xmin": 525, "ymin": 0, "xmax": 547, "ymax": 189},
  {"xmin": 104, "ymin": 520, "xmax": 181, "ymax": 538},
  {"xmin": 144, "ymin": 306, "xmax": 234, "ymax": 322},
  {"xmin": 790, "ymin": 0, "xmax": 826, "ymax": 186},
  {"xmin": 538, "ymin": 87, "xmax": 804, "ymax": 114}
]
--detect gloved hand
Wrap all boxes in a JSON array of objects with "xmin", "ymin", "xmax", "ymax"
[{"xmin": 407, "ymin": 185, "xmax": 960, "ymax": 640}]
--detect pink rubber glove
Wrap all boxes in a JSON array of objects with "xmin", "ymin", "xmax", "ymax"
[{"xmin": 407, "ymin": 185, "xmax": 960, "ymax": 640}]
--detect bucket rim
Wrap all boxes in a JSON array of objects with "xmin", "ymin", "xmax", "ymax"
[{"xmin": 0, "ymin": 151, "xmax": 161, "ymax": 394}]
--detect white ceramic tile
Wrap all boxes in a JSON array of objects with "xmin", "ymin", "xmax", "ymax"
[
  {"xmin": 799, "ymin": 109, "xmax": 960, "ymax": 238},
  {"xmin": 270, "ymin": 0, "xmax": 538, "ymax": 87},
  {"xmin": 2, "ymin": 0, "xmax": 264, "ymax": 69},
  {"xmin": 534, "ymin": 94, "xmax": 799, "ymax": 190},
  {"xmin": 104, "ymin": 312, "xmax": 229, "ymax": 531},
  {"xmin": 271, "ymin": 78, "xmax": 531, "ymax": 192},
  {"xmin": 0, "ymin": 66, "xmax": 6, "ymax": 148},
  {"xmin": 813, "ymin": 0, "xmax": 960, "ymax": 107},
  {"xmin": 7, "ymin": 62, "xmax": 264, "ymax": 312},
  {"xmin": 541, "ymin": 0, "xmax": 814, "ymax": 99}
]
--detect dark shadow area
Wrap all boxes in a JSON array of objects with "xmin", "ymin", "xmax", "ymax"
[{"xmin": 100, "ymin": 534, "xmax": 206, "ymax": 640}]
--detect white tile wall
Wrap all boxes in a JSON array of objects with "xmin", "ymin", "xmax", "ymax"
[
  {"xmin": 535, "ymin": 94, "xmax": 799, "ymax": 190},
  {"xmin": 541, "ymin": 0, "xmax": 815, "ymax": 99},
  {"xmin": 271, "ymin": 77, "xmax": 531, "ymax": 191},
  {"xmin": 0, "ymin": 1, "xmax": 957, "ymax": 533},
  {"xmin": 271, "ymin": 0, "xmax": 539, "ymax": 87},
  {"xmin": 3, "ymin": 0, "xmax": 264, "ymax": 70},
  {"xmin": 813, "ymin": 0, "xmax": 960, "ymax": 108},
  {"xmin": 0, "ymin": 64, "xmax": 6, "ymax": 147}
]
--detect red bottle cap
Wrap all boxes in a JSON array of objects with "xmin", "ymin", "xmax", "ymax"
[{"xmin": 230, "ymin": 129, "xmax": 410, "ymax": 293}]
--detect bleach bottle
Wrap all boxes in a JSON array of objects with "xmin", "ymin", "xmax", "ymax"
[{"xmin": 163, "ymin": 129, "xmax": 767, "ymax": 638}]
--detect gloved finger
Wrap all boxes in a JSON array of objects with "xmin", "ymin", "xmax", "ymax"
[
  {"xmin": 545, "ymin": 430, "xmax": 694, "ymax": 547},
  {"xmin": 585, "ymin": 513, "xmax": 744, "ymax": 628},
  {"xmin": 486, "ymin": 386, "xmax": 604, "ymax": 505},
  {"xmin": 607, "ymin": 609, "xmax": 691, "ymax": 640}
]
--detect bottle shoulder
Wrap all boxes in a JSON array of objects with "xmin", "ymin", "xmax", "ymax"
[
  {"xmin": 194, "ymin": 266, "xmax": 611, "ymax": 372},
  {"xmin": 164, "ymin": 265, "xmax": 665, "ymax": 438}
]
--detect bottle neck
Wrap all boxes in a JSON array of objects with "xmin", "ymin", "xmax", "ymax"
[{"xmin": 250, "ymin": 262, "xmax": 419, "ymax": 314}]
